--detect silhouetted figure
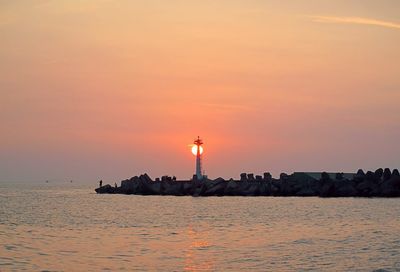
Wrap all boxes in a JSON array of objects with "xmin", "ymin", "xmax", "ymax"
[
  {"xmin": 99, "ymin": 180, "xmax": 103, "ymax": 187},
  {"xmin": 115, "ymin": 182, "xmax": 117, "ymax": 188}
]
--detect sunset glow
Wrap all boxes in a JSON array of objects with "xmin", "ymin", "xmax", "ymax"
[
  {"xmin": 0, "ymin": 1, "xmax": 399, "ymax": 181},
  {"xmin": 1, "ymin": 1, "xmax": 400, "ymax": 271}
]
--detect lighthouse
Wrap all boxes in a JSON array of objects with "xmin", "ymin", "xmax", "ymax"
[{"xmin": 193, "ymin": 136, "xmax": 204, "ymax": 180}]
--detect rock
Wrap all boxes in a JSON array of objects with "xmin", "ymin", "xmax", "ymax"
[
  {"xmin": 237, "ymin": 182, "xmax": 259, "ymax": 196},
  {"xmin": 246, "ymin": 183, "xmax": 260, "ymax": 196},
  {"xmin": 247, "ymin": 173, "xmax": 255, "ymax": 180},
  {"xmin": 278, "ymin": 179, "xmax": 295, "ymax": 196},
  {"xmin": 95, "ymin": 184, "xmax": 114, "ymax": 194},
  {"xmin": 335, "ymin": 172, "xmax": 344, "ymax": 180},
  {"xmin": 356, "ymin": 169, "xmax": 365, "ymax": 176},
  {"xmin": 121, "ymin": 177, "xmax": 140, "ymax": 193},
  {"xmin": 240, "ymin": 173, "xmax": 247, "ymax": 181},
  {"xmin": 258, "ymin": 182, "xmax": 271, "ymax": 196},
  {"xmin": 383, "ymin": 168, "xmax": 392, "ymax": 181},
  {"xmin": 374, "ymin": 168, "xmax": 383, "ymax": 181},
  {"xmin": 203, "ymin": 178, "xmax": 227, "ymax": 196},
  {"xmin": 321, "ymin": 172, "xmax": 331, "ymax": 182},
  {"xmin": 354, "ymin": 169, "xmax": 365, "ymax": 183},
  {"xmin": 224, "ymin": 180, "xmax": 239, "ymax": 195},
  {"xmin": 142, "ymin": 181, "xmax": 161, "ymax": 195},
  {"xmin": 162, "ymin": 181, "xmax": 184, "ymax": 196},
  {"xmin": 288, "ymin": 173, "xmax": 317, "ymax": 195},
  {"xmin": 280, "ymin": 173, "xmax": 289, "ymax": 180},
  {"xmin": 270, "ymin": 180, "xmax": 280, "ymax": 196},
  {"xmin": 356, "ymin": 179, "xmax": 378, "ymax": 197},
  {"xmin": 182, "ymin": 182, "xmax": 193, "ymax": 195},
  {"xmin": 380, "ymin": 175, "xmax": 400, "ymax": 197},
  {"xmin": 365, "ymin": 171, "xmax": 375, "ymax": 182},
  {"xmin": 296, "ymin": 187, "xmax": 317, "ymax": 196},
  {"xmin": 334, "ymin": 180, "xmax": 358, "ymax": 197},
  {"xmin": 263, "ymin": 172, "xmax": 272, "ymax": 181},
  {"xmin": 393, "ymin": 169, "xmax": 400, "ymax": 177},
  {"xmin": 319, "ymin": 180, "xmax": 335, "ymax": 197},
  {"xmin": 140, "ymin": 173, "xmax": 152, "ymax": 183}
]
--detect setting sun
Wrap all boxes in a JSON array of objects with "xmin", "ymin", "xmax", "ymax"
[{"xmin": 191, "ymin": 145, "xmax": 204, "ymax": 156}]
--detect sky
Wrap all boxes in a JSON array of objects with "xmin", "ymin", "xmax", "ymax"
[{"xmin": 1, "ymin": 0, "xmax": 399, "ymax": 183}]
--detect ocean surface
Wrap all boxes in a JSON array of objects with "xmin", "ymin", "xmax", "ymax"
[{"xmin": 1, "ymin": 182, "xmax": 400, "ymax": 271}]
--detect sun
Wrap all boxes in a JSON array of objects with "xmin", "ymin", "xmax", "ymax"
[{"xmin": 191, "ymin": 145, "xmax": 204, "ymax": 156}]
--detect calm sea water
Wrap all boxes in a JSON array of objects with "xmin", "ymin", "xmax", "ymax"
[{"xmin": 1, "ymin": 182, "xmax": 400, "ymax": 271}]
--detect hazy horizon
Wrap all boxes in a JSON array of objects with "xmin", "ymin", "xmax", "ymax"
[{"xmin": 1, "ymin": 0, "xmax": 399, "ymax": 183}]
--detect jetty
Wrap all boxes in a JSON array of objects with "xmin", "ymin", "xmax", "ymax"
[{"xmin": 96, "ymin": 168, "xmax": 400, "ymax": 197}]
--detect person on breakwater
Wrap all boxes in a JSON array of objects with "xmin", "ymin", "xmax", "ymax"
[{"xmin": 99, "ymin": 180, "xmax": 103, "ymax": 187}]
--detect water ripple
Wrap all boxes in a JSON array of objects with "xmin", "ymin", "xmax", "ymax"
[{"xmin": 1, "ymin": 184, "xmax": 400, "ymax": 271}]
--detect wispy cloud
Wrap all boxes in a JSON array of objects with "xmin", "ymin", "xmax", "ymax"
[{"xmin": 310, "ymin": 16, "xmax": 400, "ymax": 30}]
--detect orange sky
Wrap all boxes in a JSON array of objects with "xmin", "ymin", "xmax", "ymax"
[{"xmin": 1, "ymin": 0, "xmax": 399, "ymax": 182}]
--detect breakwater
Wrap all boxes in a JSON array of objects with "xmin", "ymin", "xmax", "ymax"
[{"xmin": 95, "ymin": 168, "xmax": 400, "ymax": 197}]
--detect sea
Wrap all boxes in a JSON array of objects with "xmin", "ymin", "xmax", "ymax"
[{"xmin": 1, "ymin": 182, "xmax": 400, "ymax": 271}]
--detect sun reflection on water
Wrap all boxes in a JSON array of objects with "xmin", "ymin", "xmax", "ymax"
[{"xmin": 184, "ymin": 225, "xmax": 215, "ymax": 271}]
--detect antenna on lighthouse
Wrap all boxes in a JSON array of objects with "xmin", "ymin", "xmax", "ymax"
[{"xmin": 194, "ymin": 136, "xmax": 204, "ymax": 180}]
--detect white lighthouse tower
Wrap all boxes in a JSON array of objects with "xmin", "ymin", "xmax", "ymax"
[{"xmin": 194, "ymin": 136, "xmax": 204, "ymax": 180}]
